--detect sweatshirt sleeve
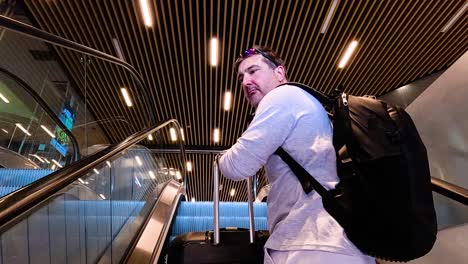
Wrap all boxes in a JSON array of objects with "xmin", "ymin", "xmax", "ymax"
[{"xmin": 218, "ymin": 87, "xmax": 298, "ymax": 181}]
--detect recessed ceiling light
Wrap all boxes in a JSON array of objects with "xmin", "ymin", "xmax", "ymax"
[
  {"xmin": 186, "ymin": 161, "xmax": 193, "ymax": 172},
  {"xmin": 223, "ymin": 91, "xmax": 232, "ymax": 111},
  {"xmin": 210, "ymin": 37, "xmax": 219, "ymax": 66},
  {"xmin": 135, "ymin": 156, "xmax": 143, "ymax": 166},
  {"xmin": 149, "ymin": 170, "xmax": 156, "ymax": 179},
  {"xmin": 180, "ymin": 128, "xmax": 185, "ymax": 141},
  {"xmin": 148, "ymin": 134, "xmax": 153, "ymax": 141},
  {"xmin": 32, "ymin": 154, "xmax": 45, "ymax": 163},
  {"xmin": 213, "ymin": 128, "xmax": 220, "ymax": 143},
  {"xmin": 121, "ymin": 88, "xmax": 133, "ymax": 107},
  {"xmin": 441, "ymin": 2, "xmax": 468, "ymax": 33},
  {"xmin": 230, "ymin": 189, "xmax": 236, "ymax": 197},
  {"xmin": 338, "ymin": 40, "xmax": 358, "ymax": 69},
  {"xmin": 112, "ymin": 38, "xmax": 125, "ymax": 60},
  {"xmin": 40, "ymin": 125, "xmax": 56, "ymax": 138},
  {"xmin": 16, "ymin": 123, "xmax": 31, "ymax": 136},
  {"xmin": 0, "ymin": 92, "xmax": 9, "ymax": 103},
  {"xmin": 51, "ymin": 159, "xmax": 63, "ymax": 168},
  {"xmin": 139, "ymin": 0, "xmax": 153, "ymax": 27},
  {"xmin": 320, "ymin": 0, "xmax": 340, "ymax": 34},
  {"xmin": 170, "ymin": 128, "xmax": 178, "ymax": 141}
]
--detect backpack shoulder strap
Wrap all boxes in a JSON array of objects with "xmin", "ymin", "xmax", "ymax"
[
  {"xmin": 274, "ymin": 147, "xmax": 331, "ymax": 199},
  {"xmin": 277, "ymin": 82, "xmax": 332, "ymax": 108}
]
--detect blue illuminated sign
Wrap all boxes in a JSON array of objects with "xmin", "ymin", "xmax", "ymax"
[{"xmin": 50, "ymin": 107, "xmax": 76, "ymax": 156}]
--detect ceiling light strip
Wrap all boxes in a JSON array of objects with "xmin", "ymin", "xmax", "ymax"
[
  {"xmin": 143, "ymin": 2, "xmax": 174, "ymax": 129},
  {"xmin": 215, "ymin": 0, "xmax": 222, "ymax": 145},
  {"xmin": 86, "ymin": 1, "xmax": 138, "ymax": 142},
  {"xmin": 51, "ymin": 159, "xmax": 63, "ymax": 168},
  {"xmin": 139, "ymin": 0, "xmax": 153, "ymax": 27},
  {"xmin": 69, "ymin": 0, "xmax": 131, "ymax": 142},
  {"xmin": 219, "ymin": 0, "xmax": 232, "ymax": 147},
  {"xmin": 392, "ymin": 12, "xmax": 466, "ymax": 96},
  {"xmin": 320, "ymin": 0, "xmax": 340, "ymax": 34},
  {"xmin": 338, "ymin": 40, "xmax": 358, "ymax": 68},
  {"xmin": 319, "ymin": 1, "xmax": 366, "ymax": 91},
  {"xmin": 133, "ymin": 0, "xmax": 167, "ymax": 125},
  {"xmin": 16, "ymin": 123, "xmax": 31, "ymax": 136},
  {"xmin": 121, "ymin": 88, "xmax": 133, "ymax": 107},
  {"xmin": 346, "ymin": 1, "xmax": 406, "ymax": 95},
  {"xmin": 40, "ymin": 0, "xmax": 121, "ymax": 142},
  {"xmin": 121, "ymin": 0, "xmax": 153, "ymax": 131},
  {"xmin": 318, "ymin": 1, "xmax": 355, "ymax": 80},
  {"xmin": 0, "ymin": 92, "xmax": 9, "ymax": 103},
  {"xmin": 112, "ymin": 38, "xmax": 125, "ymax": 61},
  {"xmin": 40, "ymin": 125, "xmax": 56, "ymax": 138},
  {"xmin": 329, "ymin": 0, "xmax": 388, "ymax": 94},
  {"xmin": 228, "ymin": 0, "xmax": 245, "ymax": 146},
  {"xmin": 440, "ymin": 1, "xmax": 468, "ymax": 33},
  {"xmin": 346, "ymin": 1, "xmax": 405, "ymax": 95}
]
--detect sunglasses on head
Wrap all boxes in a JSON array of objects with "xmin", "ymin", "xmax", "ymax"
[{"xmin": 236, "ymin": 48, "xmax": 280, "ymax": 67}]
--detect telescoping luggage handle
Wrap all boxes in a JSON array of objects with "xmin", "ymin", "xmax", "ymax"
[{"xmin": 213, "ymin": 157, "xmax": 256, "ymax": 245}]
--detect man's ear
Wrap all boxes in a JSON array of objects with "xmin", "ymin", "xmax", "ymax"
[{"xmin": 274, "ymin": 66, "xmax": 287, "ymax": 82}]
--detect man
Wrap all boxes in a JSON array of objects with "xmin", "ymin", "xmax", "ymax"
[{"xmin": 218, "ymin": 46, "xmax": 374, "ymax": 263}]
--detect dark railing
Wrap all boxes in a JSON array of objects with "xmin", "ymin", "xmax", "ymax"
[
  {"xmin": 432, "ymin": 177, "xmax": 468, "ymax": 206},
  {"xmin": 0, "ymin": 119, "xmax": 186, "ymax": 227},
  {"xmin": 0, "ymin": 15, "xmax": 156, "ymax": 127},
  {"xmin": 0, "ymin": 67, "xmax": 80, "ymax": 162}
]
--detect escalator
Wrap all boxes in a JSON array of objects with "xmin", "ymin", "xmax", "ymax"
[
  {"xmin": 0, "ymin": 119, "xmax": 270, "ymax": 264},
  {"xmin": 0, "ymin": 119, "xmax": 187, "ymax": 264}
]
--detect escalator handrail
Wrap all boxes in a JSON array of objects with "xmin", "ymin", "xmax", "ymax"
[
  {"xmin": 431, "ymin": 177, "xmax": 468, "ymax": 206},
  {"xmin": 0, "ymin": 67, "xmax": 80, "ymax": 162},
  {"xmin": 0, "ymin": 118, "xmax": 186, "ymax": 227},
  {"xmin": 0, "ymin": 15, "xmax": 156, "ymax": 127}
]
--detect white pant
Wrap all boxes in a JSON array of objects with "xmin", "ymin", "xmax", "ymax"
[{"xmin": 264, "ymin": 248, "xmax": 376, "ymax": 264}]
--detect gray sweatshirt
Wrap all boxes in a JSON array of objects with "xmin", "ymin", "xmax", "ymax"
[{"xmin": 219, "ymin": 85, "xmax": 364, "ymax": 255}]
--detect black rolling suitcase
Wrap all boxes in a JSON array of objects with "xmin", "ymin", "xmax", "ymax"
[
  {"xmin": 167, "ymin": 228, "xmax": 268, "ymax": 263},
  {"xmin": 166, "ymin": 161, "xmax": 268, "ymax": 264}
]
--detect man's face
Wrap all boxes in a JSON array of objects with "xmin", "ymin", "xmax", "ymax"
[{"xmin": 237, "ymin": 54, "xmax": 284, "ymax": 108}]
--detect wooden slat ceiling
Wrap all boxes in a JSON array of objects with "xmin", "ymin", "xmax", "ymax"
[{"xmin": 22, "ymin": 0, "xmax": 467, "ymax": 201}]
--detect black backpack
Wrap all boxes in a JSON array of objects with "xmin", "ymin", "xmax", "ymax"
[{"xmin": 275, "ymin": 83, "xmax": 437, "ymax": 262}]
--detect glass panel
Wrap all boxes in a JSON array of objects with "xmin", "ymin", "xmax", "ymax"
[
  {"xmin": 0, "ymin": 28, "xmax": 85, "ymax": 197},
  {"xmin": 0, "ymin": 122, "xmax": 185, "ymax": 263},
  {"xmin": 0, "ymin": 24, "xmax": 142, "ymax": 197}
]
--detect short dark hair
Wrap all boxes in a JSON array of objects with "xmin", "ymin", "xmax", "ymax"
[{"xmin": 235, "ymin": 46, "xmax": 288, "ymax": 79}]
